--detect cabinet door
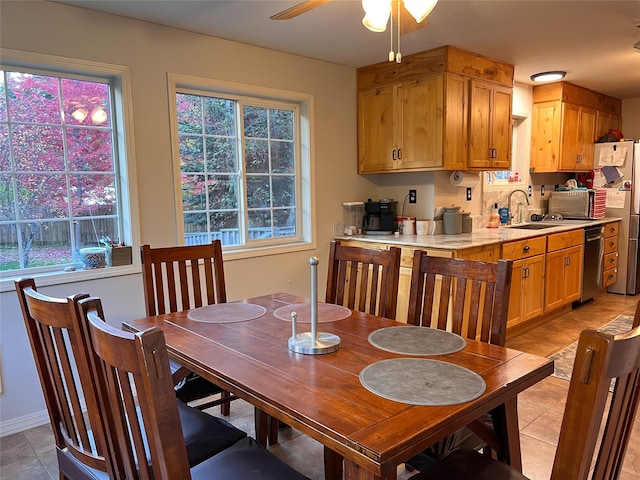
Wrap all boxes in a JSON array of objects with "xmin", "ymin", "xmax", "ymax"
[
  {"xmin": 358, "ymin": 85, "xmax": 398, "ymax": 173},
  {"xmin": 400, "ymin": 76, "xmax": 443, "ymax": 169},
  {"xmin": 443, "ymin": 74, "xmax": 468, "ymax": 170},
  {"xmin": 563, "ymin": 245, "xmax": 583, "ymax": 303},
  {"xmin": 530, "ymin": 101, "xmax": 561, "ymax": 172},
  {"xmin": 522, "ymin": 254, "xmax": 545, "ymax": 321},
  {"xmin": 506, "ymin": 259, "xmax": 524, "ymax": 327},
  {"xmin": 577, "ymin": 107, "xmax": 596, "ymax": 169},
  {"xmin": 545, "ymin": 249, "xmax": 567, "ymax": 311},
  {"xmin": 468, "ymin": 80, "xmax": 492, "ymax": 169},
  {"xmin": 596, "ymin": 111, "xmax": 621, "ymax": 140},
  {"xmin": 560, "ymin": 102, "xmax": 581, "ymax": 170},
  {"xmin": 491, "ymin": 85, "xmax": 513, "ymax": 169}
]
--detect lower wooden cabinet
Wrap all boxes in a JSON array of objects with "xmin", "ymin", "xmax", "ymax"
[
  {"xmin": 603, "ymin": 222, "xmax": 619, "ymax": 289},
  {"xmin": 544, "ymin": 229, "xmax": 583, "ymax": 312},
  {"xmin": 501, "ymin": 236, "xmax": 546, "ymax": 328}
]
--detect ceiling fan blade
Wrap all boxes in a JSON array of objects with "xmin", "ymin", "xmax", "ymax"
[
  {"xmin": 270, "ymin": 0, "xmax": 332, "ymax": 20},
  {"xmin": 391, "ymin": 0, "xmax": 430, "ymax": 35}
]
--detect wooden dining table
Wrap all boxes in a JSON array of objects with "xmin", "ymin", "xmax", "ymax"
[{"xmin": 123, "ymin": 292, "xmax": 553, "ymax": 480}]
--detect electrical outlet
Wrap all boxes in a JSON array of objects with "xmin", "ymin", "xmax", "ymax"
[
  {"xmin": 466, "ymin": 187, "xmax": 472, "ymax": 201},
  {"xmin": 541, "ymin": 185, "xmax": 545, "ymax": 196},
  {"xmin": 528, "ymin": 185, "xmax": 532, "ymax": 196},
  {"xmin": 409, "ymin": 189, "xmax": 417, "ymax": 203}
]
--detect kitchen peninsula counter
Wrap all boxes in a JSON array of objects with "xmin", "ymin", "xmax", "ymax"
[{"xmin": 335, "ymin": 217, "xmax": 621, "ymax": 252}]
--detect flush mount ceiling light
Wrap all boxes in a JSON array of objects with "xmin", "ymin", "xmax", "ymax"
[{"xmin": 530, "ymin": 71, "xmax": 566, "ymax": 82}]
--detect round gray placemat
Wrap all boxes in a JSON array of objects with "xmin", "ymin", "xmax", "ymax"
[
  {"xmin": 368, "ymin": 326, "xmax": 466, "ymax": 356},
  {"xmin": 273, "ymin": 303, "xmax": 351, "ymax": 323},
  {"xmin": 187, "ymin": 303, "xmax": 267, "ymax": 323},
  {"xmin": 359, "ymin": 358, "xmax": 486, "ymax": 406}
]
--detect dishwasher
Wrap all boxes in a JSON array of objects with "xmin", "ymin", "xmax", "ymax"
[{"xmin": 576, "ymin": 225, "xmax": 605, "ymax": 305}]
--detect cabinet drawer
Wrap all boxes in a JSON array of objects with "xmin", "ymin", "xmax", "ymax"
[
  {"xmin": 604, "ymin": 252, "xmax": 618, "ymax": 269},
  {"xmin": 603, "ymin": 268, "xmax": 618, "ymax": 288},
  {"xmin": 604, "ymin": 236, "xmax": 618, "ymax": 255},
  {"xmin": 604, "ymin": 222, "xmax": 619, "ymax": 238},
  {"xmin": 502, "ymin": 236, "xmax": 546, "ymax": 260},
  {"xmin": 547, "ymin": 229, "xmax": 583, "ymax": 252}
]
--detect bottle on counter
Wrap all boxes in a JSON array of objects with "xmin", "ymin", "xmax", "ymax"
[
  {"xmin": 488, "ymin": 203, "xmax": 500, "ymax": 228},
  {"xmin": 498, "ymin": 206, "xmax": 510, "ymax": 225}
]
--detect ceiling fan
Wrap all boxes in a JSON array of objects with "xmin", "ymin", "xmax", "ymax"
[{"xmin": 270, "ymin": 0, "xmax": 434, "ymax": 35}]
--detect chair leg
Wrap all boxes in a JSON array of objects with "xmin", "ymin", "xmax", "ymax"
[{"xmin": 323, "ymin": 446, "xmax": 343, "ymax": 480}]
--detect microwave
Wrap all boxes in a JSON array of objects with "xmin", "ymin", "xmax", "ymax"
[{"xmin": 548, "ymin": 190, "xmax": 606, "ymax": 220}]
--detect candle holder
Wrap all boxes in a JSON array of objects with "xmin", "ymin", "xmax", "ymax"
[{"xmin": 288, "ymin": 256, "xmax": 341, "ymax": 355}]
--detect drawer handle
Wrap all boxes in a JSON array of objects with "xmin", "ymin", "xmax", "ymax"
[
  {"xmin": 609, "ymin": 257, "xmax": 615, "ymax": 263},
  {"xmin": 610, "ymin": 241, "xmax": 615, "ymax": 247},
  {"xmin": 608, "ymin": 274, "xmax": 615, "ymax": 279},
  {"xmin": 610, "ymin": 227, "xmax": 615, "ymax": 232},
  {"xmin": 523, "ymin": 245, "xmax": 530, "ymax": 252}
]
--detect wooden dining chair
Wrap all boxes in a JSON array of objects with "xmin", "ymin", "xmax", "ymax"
[
  {"xmin": 16, "ymin": 278, "xmax": 247, "ymax": 479},
  {"xmin": 410, "ymin": 300, "xmax": 640, "ymax": 480},
  {"xmin": 140, "ymin": 241, "xmax": 236, "ymax": 414},
  {"xmin": 322, "ymin": 240, "xmax": 402, "ymax": 479},
  {"xmin": 79, "ymin": 296, "xmax": 310, "ymax": 480},
  {"xmin": 15, "ymin": 278, "xmax": 113, "ymax": 480},
  {"xmin": 325, "ymin": 240, "xmax": 402, "ymax": 319},
  {"xmin": 404, "ymin": 252, "xmax": 514, "ymax": 470}
]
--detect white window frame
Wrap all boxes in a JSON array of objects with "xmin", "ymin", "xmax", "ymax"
[
  {"xmin": 167, "ymin": 73, "xmax": 316, "ymax": 260},
  {"xmin": 0, "ymin": 49, "xmax": 140, "ymax": 292}
]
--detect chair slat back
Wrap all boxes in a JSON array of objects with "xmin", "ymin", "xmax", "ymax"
[
  {"xmin": 407, "ymin": 253, "xmax": 512, "ymax": 346},
  {"xmin": 326, "ymin": 241, "xmax": 401, "ymax": 319},
  {"xmin": 14, "ymin": 278, "xmax": 111, "ymax": 474},
  {"xmin": 552, "ymin": 303, "xmax": 640, "ymax": 480},
  {"xmin": 552, "ymin": 302, "xmax": 640, "ymax": 480},
  {"xmin": 80, "ymin": 297, "xmax": 192, "ymax": 480},
  {"xmin": 141, "ymin": 242, "xmax": 226, "ymax": 316}
]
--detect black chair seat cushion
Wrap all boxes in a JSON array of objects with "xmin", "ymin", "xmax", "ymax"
[
  {"xmin": 176, "ymin": 372, "xmax": 224, "ymax": 400},
  {"xmin": 191, "ymin": 437, "xmax": 310, "ymax": 479},
  {"xmin": 177, "ymin": 401, "xmax": 247, "ymax": 466},
  {"xmin": 57, "ymin": 448, "xmax": 110, "ymax": 480},
  {"xmin": 409, "ymin": 448, "xmax": 527, "ymax": 480}
]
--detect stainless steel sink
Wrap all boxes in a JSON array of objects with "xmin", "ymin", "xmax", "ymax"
[{"xmin": 507, "ymin": 224, "xmax": 557, "ymax": 230}]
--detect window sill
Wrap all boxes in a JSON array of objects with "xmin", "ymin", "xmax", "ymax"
[
  {"xmin": 222, "ymin": 240, "xmax": 316, "ymax": 262},
  {"xmin": 0, "ymin": 264, "xmax": 141, "ymax": 293}
]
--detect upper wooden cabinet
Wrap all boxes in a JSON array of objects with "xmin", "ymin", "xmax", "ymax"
[
  {"xmin": 530, "ymin": 82, "xmax": 621, "ymax": 173},
  {"xmin": 468, "ymin": 80, "xmax": 513, "ymax": 170},
  {"xmin": 357, "ymin": 46, "xmax": 513, "ymax": 174}
]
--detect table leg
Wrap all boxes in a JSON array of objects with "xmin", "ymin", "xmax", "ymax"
[
  {"xmin": 254, "ymin": 406, "xmax": 269, "ymax": 447},
  {"xmin": 493, "ymin": 397, "xmax": 522, "ymax": 471},
  {"xmin": 343, "ymin": 459, "xmax": 396, "ymax": 480},
  {"xmin": 324, "ymin": 446, "xmax": 343, "ymax": 480}
]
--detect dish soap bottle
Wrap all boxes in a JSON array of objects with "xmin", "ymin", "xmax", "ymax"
[{"xmin": 489, "ymin": 203, "xmax": 500, "ymax": 228}]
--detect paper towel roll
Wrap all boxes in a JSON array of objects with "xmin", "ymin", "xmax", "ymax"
[{"xmin": 450, "ymin": 171, "xmax": 480, "ymax": 187}]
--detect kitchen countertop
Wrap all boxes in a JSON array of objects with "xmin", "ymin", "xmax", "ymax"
[{"xmin": 335, "ymin": 217, "xmax": 622, "ymax": 251}]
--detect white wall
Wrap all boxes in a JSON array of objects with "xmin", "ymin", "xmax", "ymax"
[{"xmin": 0, "ymin": 0, "xmax": 379, "ymax": 434}]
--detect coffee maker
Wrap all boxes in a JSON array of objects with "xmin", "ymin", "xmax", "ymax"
[{"xmin": 364, "ymin": 199, "xmax": 397, "ymax": 234}]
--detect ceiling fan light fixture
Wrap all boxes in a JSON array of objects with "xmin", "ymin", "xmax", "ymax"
[
  {"xmin": 362, "ymin": 0, "xmax": 392, "ymax": 32},
  {"xmin": 403, "ymin": 0, "xmax": 438, "ymax": 23},
  {"xmin": 530, "ymin": 71, "xmax": 566, "ymax": 82}
]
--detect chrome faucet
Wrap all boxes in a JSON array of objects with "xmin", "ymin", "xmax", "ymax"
[{"xmin": 508, "ymin": 189, "xmax": 531, "ymax": 225}]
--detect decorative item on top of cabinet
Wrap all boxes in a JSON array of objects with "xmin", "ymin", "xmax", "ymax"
[
  {"xmin": 501, "ymin": 236, "xmax": 546, "ymax": 329},
  {"xmin": 545, "ymin": 229, "xmax": 583, "ymax": 312},
  {"xmin": 603, "ymin": 222, "xmax": 619, "ymax": 289},
  {"xmin": 357, "ymin": 45, "xmax": 513, "ymax": 174},
  {"xmin": 467, "ymin": 80, "xmax": 512, "ymax": 170},
  {"xmin": 530, "ymin": 81, "xmax": 621, "ymax": 173}
]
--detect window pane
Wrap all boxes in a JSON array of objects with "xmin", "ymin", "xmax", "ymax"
[
  {"xmin": 7, "ymin": 73, "xmax": 62, "ymax": 124},
  {"xmin": 204, "ymin": 97, "xmax": 235, "ymax": 136},
  {"xmin": 274, "ymin": 208, "xmax": 296, "ymax": 232},
  {"xmin": 269, "ymin": 109, "xmax": 293, "ymax": 140},
  {"xmin": 181, "ymin": 173, "xmax": 206, "ymax": 211},
  {"xmin": 179, "ymin": 135, "xmax": 205, "ymax": 172},
  {"xmin": 176, "ymin": 94, "xmax": 203, "ymax": 134},
  {"xmin": 0, "ymin": 174, "xmax": 15, "ymax": 221},
  {"xmin": 0, "ymin": 75, "xmax": 6, "ymax": 123},
  {"xmin": 69, "ymin": 174, "xmax": 117, "ymax": 216},
  {"xmin": 0, "ymin": 125, "xmax": 9, "ymax": 171},
  {"xmin": 245, "ymin": 139, "xmax": 268, "ymax": 174},
  {"xmin": 211, "ymin": 211, "xmax": 240, "ymax": 246},
  {"xmin": 207, "ymin": 174, "xmax": 238, "ymax": 210},
  {"xmin": 272, "ymin": 176, "xmax": 295, "ymax": 207},
  {"xmin": 243, "ymin": 106, "xmax": 267, "ymax": 138},
  {"xmin": 66, "ymin": 128, "xmax": 114, "ymax": 171},
  {"xmin": 246, "ymin": 175, "xmax": 270, "ymax": 209},
  {"xmin": 12, "ymin": 124, "xmax": 65, "ymax": 171},
  {"xmin": 74, "ymin": 217, "xmax": 118, "ymax": 249},
  {"xmin": 62, "ymin": 78, "xmax": 110, "ymax": 128},
  {"xmin": 0, "ymin": 223, "xmax": 18, "ymax": 270},
  {"xmin": 271, "ymin": 140, "xmax": 294, "ymax": 173},
  {"xmin": 16, "ymin": 173, "xmax": 68, "ymax": 219},
  {"xmin": 206, "ymin": 137, "xmax": 237, "ymax": 173}
]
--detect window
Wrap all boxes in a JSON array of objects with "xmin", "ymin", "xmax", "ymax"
[
  {"xmin": 0, "ymin": 51, "xmax": 136, "ymax": 281},
  {"xmin": 169, "ymin": 75, "xmax": 313, "ymax": 254}
]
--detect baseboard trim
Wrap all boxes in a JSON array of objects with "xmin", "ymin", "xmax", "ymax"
[{"xmin": 0, "ymin": 410, "xmax": 50, "ymax": 437}]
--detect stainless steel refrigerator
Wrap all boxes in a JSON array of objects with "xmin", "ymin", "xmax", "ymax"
[{"xmin": 597, "ymin": 140, "xmax": 640, "ymax": 295}]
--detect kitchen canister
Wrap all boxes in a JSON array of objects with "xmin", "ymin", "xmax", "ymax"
[
  {"xmin": 462, "ymin": 212, "xmax": 472, "ymax": 233},
  {"xmin": 416, "ymin": 219, "xmax": 430, "ymax": 235},
  {"xmin": 400, "ymin": 217, "xmax": 416, "ymax": 235},
  {"xmin": 442, "ymin": 206, "xmax": 462, "ymax": 235}
]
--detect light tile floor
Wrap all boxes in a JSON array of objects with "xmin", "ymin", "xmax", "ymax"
[{"xmin": 1, "ymin": 292, "xmax": 639, "ymax": 479}]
